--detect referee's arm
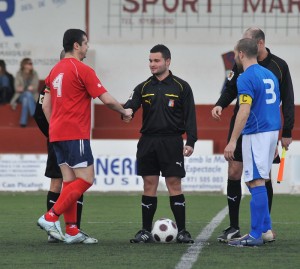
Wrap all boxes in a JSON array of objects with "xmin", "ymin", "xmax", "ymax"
[
  {"xmin": 42, "ymin": 91, "xmax": 52, "ymax": 123},
  {"xmin": 182, "ymin": 85, "xmax": 197, "ymax": 149}
]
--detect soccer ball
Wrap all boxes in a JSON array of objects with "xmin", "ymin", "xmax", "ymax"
[{"xmin": 151, "ymin": 218, "xmax": 178, "ymax": 243}]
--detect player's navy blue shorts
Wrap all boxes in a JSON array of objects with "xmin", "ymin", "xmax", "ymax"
[
  {"xmin": 136, "ymin": 135, "xmax": 185, "ymax": 178},
  {"xmin": 45, "ymin": 139, "xmax": 62, "ymax": 179},
  {"xmin": 52, "ymin": 139, "xmax": 94, "ymax": 168}
]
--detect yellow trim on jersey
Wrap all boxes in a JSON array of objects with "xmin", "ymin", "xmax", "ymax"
[
  {"xmin": 173, "ymin": 78, "xmax": 184, "ymax": 91},
  {"xmin": 141, "ymin": 79, "xmax": 152, "ymax": 95},
  {"xmin": 239, "ymin": 94, "xmax": 252, "ymax": 105},
  {"xmin": 142, "ymin": 94, "xmax": 155, "ymax": 98},
  {"xmin": 271, "ymin": 59, "xmax": 283, "ymax": 83},
  {"xmin": 165, "ymin": 94, "xmax": 179, "ymax": 98}
]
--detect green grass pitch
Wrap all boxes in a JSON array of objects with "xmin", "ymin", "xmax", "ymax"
[{"xmin": 0, "ymin": 192, "xmax": 299, "ymax": 269}]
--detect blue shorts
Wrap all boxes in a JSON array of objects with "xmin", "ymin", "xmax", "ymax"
[{"xmin": 52, "ymin": 139, "xmax": 94, "ymax": 168}]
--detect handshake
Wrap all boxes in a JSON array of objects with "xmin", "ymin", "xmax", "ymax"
[{"xmin": 121, "ymin": 108, "xmax": 133, "ymax": 123}]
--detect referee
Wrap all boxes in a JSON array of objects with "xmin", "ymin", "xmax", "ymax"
[{"xmin": 123, "ymin": 44, "xmax": 198, "ymax": 243}]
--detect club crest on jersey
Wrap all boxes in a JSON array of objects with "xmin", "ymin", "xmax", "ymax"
[{"xmin": 168, "ymin": 99, "xmax": 175, "ymax": 107}]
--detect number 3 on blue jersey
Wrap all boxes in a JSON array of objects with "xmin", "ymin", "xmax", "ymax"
[
  {"xmin": 52, "ymin": 73, "xmax": 64, "ymax": 97},
  {"xmin": 263, "ymin": 79, "xmax": 276, "ymax": 104}
]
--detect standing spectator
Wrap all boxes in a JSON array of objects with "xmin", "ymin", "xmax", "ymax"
[
  {"xmin": 224, "ymin": 38, "xmax": 281, "ymax": 247},
  {"xmin": 37, "ymin": 29, "xmax": 132, "ymax": 244},
  {"xmin": 10, "ymin": 58, "xmax": 39, "ymax": 127},
  {"xmin": 0, "ymin": 59, "xmax": 14, "ymax": 104},
  {"xmin": 123, "ymin": 44, "xmax": 197, "ymax": 243}
]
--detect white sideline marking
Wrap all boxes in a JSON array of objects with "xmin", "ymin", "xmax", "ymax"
[{"xmin": 175, "ymin": 206, "xmax": 228, "ymax": 269}]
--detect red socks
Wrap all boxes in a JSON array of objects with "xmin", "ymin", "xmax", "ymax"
[
  {"xmin": 62, "ymin": 181, "xmax": 78, "ymax": 235},
  {"xmin": 66, "ymin": 224, "xmax": 79, "ymax": 236},
  {"xmin": 45, "ymin": 178, "xmax": 92, "ymax": 227},
  {"xmin": 44, "ymin": 208, "xmax": 59, "ymax": 222}
]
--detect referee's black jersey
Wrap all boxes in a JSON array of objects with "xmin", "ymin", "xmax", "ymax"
[
  {"xmin": 34, "ymin": 87, "xmax": 49, "ymax": 138},
  {"xmin": 124, "ymin": 71, "xmax": 198, "ymax": 148},
  {"xmin": 216, "ymin": 48, "xmax": 294, "ymax": 137}
]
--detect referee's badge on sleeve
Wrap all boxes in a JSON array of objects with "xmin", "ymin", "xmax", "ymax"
[
  {"xmin": 227, "ymin": 70, "xmax": 234, "ymax": 81},
  {"xmin": 39, "ymin": 94, "xmax": 44, "ymax": 105}
]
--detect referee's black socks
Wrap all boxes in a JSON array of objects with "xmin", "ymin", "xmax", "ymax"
[
  {"xmin": 227, "ymin": 179, "xmax": 241, "ymax": 230},
  {"xmin": 141, "ymin": 195, "xmax": 157, "ymax": 232},
  {"xmin": 47, "ymin": 191, "xmax": 60, "ymax": 211},
  {"xmin": 170, "ymin": 194, "xmax": 186, "ymax": 232}
]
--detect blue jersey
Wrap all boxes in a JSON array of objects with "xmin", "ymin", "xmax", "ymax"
[{"xmin": 237, "ymin": 64, "xmax": 281, "ymax": 134}]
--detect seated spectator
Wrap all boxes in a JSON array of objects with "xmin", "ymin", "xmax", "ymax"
[
  {"xmin": 10, "ymin": 58, "xmax": 39, "ymax": 127},
  {"xmin": 0, "ymin": 59, "xmax": 14, "ymax": 104}
]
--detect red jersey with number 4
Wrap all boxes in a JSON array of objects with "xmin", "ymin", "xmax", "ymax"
[{"xmin": 45, "ymin": 58, "xmax": 107, "ymax": 142}]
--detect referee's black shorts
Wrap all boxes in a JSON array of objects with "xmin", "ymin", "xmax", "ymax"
[
  {"xmin": 228, "ymin": 115, "xmax": 280, "ymax": 164},
  {"xmin": 228, "ymin": 116, "xmax": 243, "ymax": 162},
  {"xmin": 45, "ymin": 140, "xmax": 62, "ymax": 179},
  {"xmin": 137, "ymin": 135, "xmax": 186, "ymax": 178}
]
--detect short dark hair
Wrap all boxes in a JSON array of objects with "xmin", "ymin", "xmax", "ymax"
[
  {"xmin": 245, "ymin": 27, "xmax": 265, "ymax": 42},
  {"xmin": 236, "ymin": 38, "xmax": 258, "ymax": 58},
  {"xmin": 60, "ymin": 49, "xmax": 65, "ymax": 60},
  {"xmin": 150, "ymin": 44, "xmax": 171, "ymax": 60},
  {"xmin": 63, "ymin": 29, "xmax": 87, "ymax": 53}
]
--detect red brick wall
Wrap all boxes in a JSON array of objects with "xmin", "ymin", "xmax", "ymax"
[{"xmin": 1, "ymin": 102, "xmax": 299, "ymax": 153}]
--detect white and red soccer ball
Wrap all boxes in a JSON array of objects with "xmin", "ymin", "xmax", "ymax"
[{"xmin": 151, "ymin": 218, "xmax": 178, "ymax": 243}]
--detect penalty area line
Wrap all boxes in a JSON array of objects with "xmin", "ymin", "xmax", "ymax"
[{"xmin": 175, "ymin": 206, "xmax": 228, "ymax": 269}]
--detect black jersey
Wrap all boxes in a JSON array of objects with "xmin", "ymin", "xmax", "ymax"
[
  {"xmin": 216, "ymin": 48, "xmax": 294, "ymax": 138},
  {"xmin": 34, "ymin": 87, "xmax": 49, "ymax": 137},
  {"xmin": 124, "ymin": 71, "xmax": 198, "ymax": 148}
]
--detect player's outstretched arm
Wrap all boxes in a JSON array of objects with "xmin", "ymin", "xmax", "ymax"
[{"xmin": 99, "ymin": 92, "xmax": 132, "ymax": 119}]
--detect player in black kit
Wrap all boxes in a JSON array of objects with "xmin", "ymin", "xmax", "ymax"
[
  {"xmin": 123, "ymin": 44, "xmax": 198, "ymax": 243},
  {"xmin": 211, "ymin": 27, "xmax": 294, "ymax": 243}
]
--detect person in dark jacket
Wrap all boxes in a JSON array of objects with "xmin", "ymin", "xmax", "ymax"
[{"xmin": 0, "ymin": 59, "xmax": 14, "ymax": 104}]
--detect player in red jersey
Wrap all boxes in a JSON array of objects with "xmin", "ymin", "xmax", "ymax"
[{"xmin": 37, "ymin": 29, "xmax": 132, "ymax": 244}]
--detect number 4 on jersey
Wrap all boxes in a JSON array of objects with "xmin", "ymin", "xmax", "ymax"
[{"xmin": 52, "ymin": 73, "xmax": 64, "ymax": 97}]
